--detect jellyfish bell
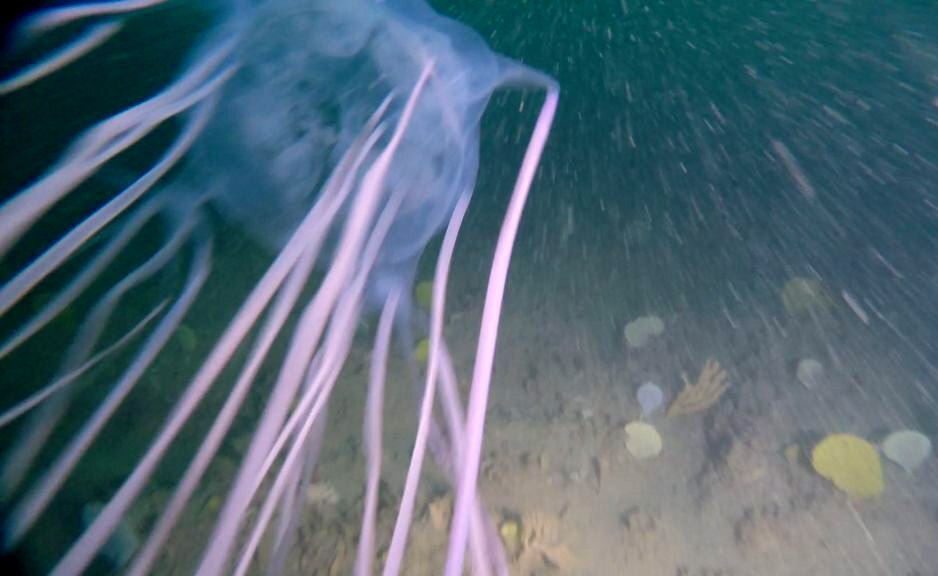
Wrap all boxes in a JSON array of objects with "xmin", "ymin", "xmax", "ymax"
[
  {"xmin": 0, "ymin": 1, "xmax": 558, "ymax": 575},
  {"xmin": 195, "ymin": 0, "xmax": 544, "ymax": 310}
]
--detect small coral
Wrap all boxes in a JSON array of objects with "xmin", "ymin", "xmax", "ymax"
[
  {"xmin": 513, "ymin": 511, "xmax": 575, "ymax": 574},
  {"xmin": 427, "ymin": 495, "xmax": 452, "ymax": 532},
  {"xmin": 668, "ymin": 359, "xmax": 730, "ymax": 416}
]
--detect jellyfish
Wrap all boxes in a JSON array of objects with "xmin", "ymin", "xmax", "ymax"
[{"xmin": 0, "ymin": 0, "xmax": 558, "ymax": 574}]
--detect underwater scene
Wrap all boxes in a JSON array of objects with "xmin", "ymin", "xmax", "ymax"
[{"xmin": 1, "ymin": 0, "xmax": 937, "ymax": 575}]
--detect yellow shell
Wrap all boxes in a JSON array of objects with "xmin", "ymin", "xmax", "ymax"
[
  {"xmin": 414, "ymin": 338, "xmax": 430, "ymax": 365},
  {"xmin": 623, "ymin": 421, "xmax": 663, "ymax": 459},
  {"xmin": 499, "ymin": 520, "xmax": 519, "ymax": 542},
  {"xmin": 414, "ymin": 280, "xmax": 434, "ymax": 310},
  {"xmin": 499, "ymin": 519, "xmax": 520, "ymax": 555},
  {"xmin": 204, "ymin": 494, "xmax": 222, "ymax": 513},
  {"xmin": 811, "ymin": 434, "xmax": 884, "ymax": 499}
]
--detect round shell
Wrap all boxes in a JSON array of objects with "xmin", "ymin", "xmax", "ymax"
[
  {"xmin": 624, "ymin": 421, "xmax": 662, "ymax": 459},
  {"xmin": 624, "ymin": 315, "xmax": 664, "ymax": 348},
  {"xmin": 882, "ymin": 430, "xmax": 931, "ymax": 474},
  {"xmin": 637, "ymin": 382, "xmax": 665, "ymax": 418},
  {"xmin": 811, "ymin": 434, "xmax": 883, "ymax": 499},
  {"xmin": 796, "ymin": 358, "xmax": 824, "ymax": 390}
]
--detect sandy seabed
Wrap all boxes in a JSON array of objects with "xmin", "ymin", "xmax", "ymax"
[{"xmin": 138, "ymin": 260, "xmax": 938, "ymax": 576}]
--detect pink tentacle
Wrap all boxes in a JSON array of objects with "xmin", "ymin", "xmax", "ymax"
[
  {"xmin": 356, "ymin": 288, "xmax": 400, "ymax": 576},
  {"xmin": 19, "ymin": 0, "xmax": 169, "ymax": 36},
  {"xmin": 196, "ymin": 61, "xmax": 434, "ymax": 576},
  {"xmin": 48, "ymin": 231, "xmax": 213, "ymax": 576},
  {"xmin": 0, "ymin": 22, "xmax": 121, "ymax": 95},
  {"xmin": 0, "ymin": 300, "xmax": 167, "ymax": 429},
  {"xmin": 383, "ymin": 191, "xmax": 472, "ymax": 576},
  {"xmin": 445, "ymin": 84, "xmax": 558, "ymax": 576}
]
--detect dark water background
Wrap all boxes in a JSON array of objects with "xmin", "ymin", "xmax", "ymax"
[{"xmin": 435, "ymin": 0, "xmax": 938, "ymax": 422}]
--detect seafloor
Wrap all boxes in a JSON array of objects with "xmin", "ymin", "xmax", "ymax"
[{"xmin": 134, "ymin": 240, "xmax": 938, "ymax": 575}]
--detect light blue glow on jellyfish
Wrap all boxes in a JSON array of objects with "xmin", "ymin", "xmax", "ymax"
[{"xmin": 0, "ymin": 1, "xmax": 558, "ymax": 574}]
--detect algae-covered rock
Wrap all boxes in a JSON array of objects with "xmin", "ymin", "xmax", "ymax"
[
  {"xmin": 882, "ymin": 429, "xmax": 931, "ymax": 474},
  {"xmin": 811, "ymin": 433, "xmax": 883, "ymax": 498},
  {"xmin": 624, "ymin": 421, "xmax": 663, "ymax": 459}
]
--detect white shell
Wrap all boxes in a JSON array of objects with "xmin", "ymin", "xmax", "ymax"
[
  {"xmin": 624, "ymin": 315, "xmax": 664, "ymax": 348},
  {"xmin": 796, "ymin": 358, "xmax": 824, "ymax": 390},
  {"xmin": 882, "ymin": 430, "xmax": 932, "ymax": 474}
]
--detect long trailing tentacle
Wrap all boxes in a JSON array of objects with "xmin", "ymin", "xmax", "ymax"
[
  {"xmin": 355, "ymin": 287, "xmax": 400, "ymax": 576},
  {"xmin": 232, "ymin": 115, "xmax": 432, "ymax": 575},
  {"xmin": 393, "ymin": 291, "xmax": 508, "ymax": 576},
  {"xmin": 41, "ymin": 78, "xmax": 395, "ymax": 575},
  {"xmin": 6, "ymin": 217, "xmax": 209, "ymax": 542},
  {"xmin": 124, "ymin": 93, "xmax": 395, "ymax": 576},
  {"xmin": 231, "ymin": 167, "xmax": 406, "ymax": 576},
  {"xmin": 2, "ymin": 209, "xmax": 199, "ymax": 501},
  {"xmin": 0, "ymin": 22, "xmax": 122, "ymax": 95},
  {"xmin": 266, "ymin": 391, "xmax": 327, "ymax": 576},
  {"xmin": 45, "ymin": 227, "xmax": 213, "ymax": 576},
  {"xmin": 383, "ymin": 190, "xmax": 482, "ymax": 576},
  {"xmin": 0, "ymin": 196, "xmax": 167, "ymax": 361},
  {"xmin": 0, "ymin": 6, "xmax": 241, "ymax": 570},
  {"xmin": 435, "ymin": 341, "xmax": 511, "ymax": 576},
  {"xmin": 231, "ymin": 150, "xmax": 419, "ymax": 574},
  {"xmin": 196, "ymin": 60, "xmax": 434, "ymax": 576},
  {"xmin": 0, "ymin": 94, "xmax": 219, "ymax": 319},
  {"xmin": 445, "ymin": 78, "xmax": 559, "ymax": 576},
  {"xmin": 0, "ymin": 38, "xmax": 235, "ymax": 259},
  {"xmin": 0, "ymin": 300, "xmax": 167, "ymax": 429},
  {"xmin": 1, "ymin": 1, "xmax": 176, "ymax": 96},
  {"xmin": 17, "ymin": 0, "xmax": 170, "ymax": 37}
]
